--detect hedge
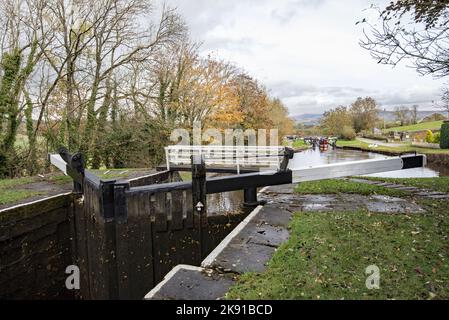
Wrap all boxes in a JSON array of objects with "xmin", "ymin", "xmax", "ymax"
[{"xmin": 440, "ymin": 122, "xmax": 449, "ymax": 149}]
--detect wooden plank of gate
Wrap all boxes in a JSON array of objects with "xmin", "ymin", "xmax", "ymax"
[
  {"xmin": 92, "ymin": 185, "xmax": 109, "ymax": 298},
  {"xmin": 85, "ymin": 184, "xmax": 100, "ymax": 298},
  {"xmin": 184, "ymin": 190, "xmax": 194, "ymax": 229},
  {"xmin": 127, "ymin": 193, "xmax": 145, "ymax": 299},
  {"xmin": 152, "ymin": 193, "xmax": 172, "ymax": 284},
  {"xmin": 138, "ymin": 193, "xmax": 154, "ymax": 292},
  {"xmin": 114, "ymin": 185, "xmax": 131, "ymax": 299},
  {"xmin": 73, "ymin": 193, "xmax": 91, "ymax": 299},
  {"xmin": 93, "ymin": 188, "xmax": 110, "ymax": 299},
  {"xmin": 103, "ymin": 220, "xmax": 118, "ymax": 299},
  {"xmin": 154, "ymin": 193, "xmax": 168, "ymax": 232},
  {"xmin": 168, "ymin": 189, "xmax": 201, "ymax": 269},
  {"xmin": 170, "ymin": 190, "xmax": 184, "ymax": 231}
]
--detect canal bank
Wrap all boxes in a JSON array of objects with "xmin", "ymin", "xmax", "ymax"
[
  {"xmin": 227, "ymin": 178, "xmax": 449, "ymax": 300},
  {"xmin": 335, "ymin": 139, "xmax": 449, "ymax": 171}
]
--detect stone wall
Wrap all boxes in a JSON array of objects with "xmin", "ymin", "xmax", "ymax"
[{"xmin": 427, "ymin": 153, "xmax": 449, "ymax": 167}]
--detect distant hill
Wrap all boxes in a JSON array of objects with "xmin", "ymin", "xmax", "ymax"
[
  {"xmin": 379, "ymin": 110, "xmax": 446, "ymax": 123},
  {"xmin": 384, "ymin": 120, "xmax": 444, "ymax": 133},
  {"xmin": 293, "ymin": 110, "xmax": 447, "ymax": 126},
  {"xmin": 292, "ymin": 114, "xmax": 321, "ymax": 126}
]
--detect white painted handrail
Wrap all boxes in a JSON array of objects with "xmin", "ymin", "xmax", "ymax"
[{"xmin": 165, "ymin": 145, "xmax": 287, "ymax": 171}]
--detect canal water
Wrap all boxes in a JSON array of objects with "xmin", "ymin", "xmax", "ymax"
[
  {"xmin": 208, "ymin": 148, "xmax": 448, "ymax": 215},
  {"xmin": 288, "ymin": 148, "xmax": 449, "ymax": 178}
]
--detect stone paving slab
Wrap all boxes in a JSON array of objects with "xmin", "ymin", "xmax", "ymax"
[
  {"xmin": 202, "ymin": 205, "xmax": 292, "ymax": 274},
  {"xmin": 387, "ymin": 185, "xmax": 410, "ymax": 189},
  {"xmin": 251, "ymin": 205, "xmax": 293, "ymax": 228},
  {"xmin": 423, "ymin": 195, "xmax": 449, "ymax": 199},
  {"xmin": 146, "ymin": 202, "xmax": 293, "ymax": 300},
  {"xmin": 262, "ymin": 189, "xmax": 426, "ymax": 214},
  {"xmin": 261, "ymin": 184, "xmax": 296, "ymax": 194},
  {"xmin": 394, "ymin": 187, "xmax": 420, "ymax": 191},
  {"xmin": 206, "ymin": 242, "xmax": 278, "ymax": 274},
  {"xmin": 347, "ymin": 178, "xmax": 449, "ymax": 201},
  {"xmin": 236, "ymin": 223, "xmax": 290, "ymax": 247},
  {"xmin": 145, "ymin": 265, "xmax": 234, "ymax": 300},
  {"xmin": 416, "ymin": 191, "xmax": 447, "ymax": 196},
  {"xmin": 366, "ymin": 200, "xmax": 425, "ymax": 214},
  {"xmin": 347, "ymin": 178, "xmax": 378, "ymax": 185}
]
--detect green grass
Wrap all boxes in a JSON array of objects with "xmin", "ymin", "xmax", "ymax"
[
  {"xmin": 295, "ymin": 179, "xmax": 407, "ymax": 197},
  {"xmin": 47, "ymin": 175, "xmax": 73, "ymax": 184},
  {"xmin": 227, "ymin": 178, "xmax": 449, "ymax": 300},
  {"xmin": 337, "ymin": 140, "xmax": 370, "ymax": 148},
  {"xmin": 91, "ymin": 168, "xmax": 152, "ymax": 180},
  {"xmin": 0, "ymin": 168, "xmax": 154, "ymax": 206},
  {"xmin": 336, "ymin": 139, "xmax": 449, "ymax": 155},
  {"xmin": 227, "ymin": 199, "xmax": 449, "ymax": 300},
  {"xmin": 384, "ymin": 120, "xmax": 444, "ymax": 133},
  {"xmin": 0, "ymin": 173, "xmax": 72, "ymax": 206},
  {"xmin": 292, "ymin": 139, "xmax": 310, "ymax": 150},
  {"xmin": 0, "ymin": 176, "xmax": 37, "ymax": 188},
  {"xmin": 0, "ymin": 190, "xmax": 43, "ymax": 205},
  {"xmin": 283, "ymin": 139, "xmax": 311, "ymax": 150},
  {"xmin": 361, "ymin": 177, "xmax": 449, "ymax": 194},
  {"xmin": 179, "ymin": 172, "xmax": 192, "ymax": 181},
  {"xmin": 0, "ymin": 176, "xmax": 44, "ymax": 205}
]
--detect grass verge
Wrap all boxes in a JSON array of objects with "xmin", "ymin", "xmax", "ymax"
[
  {"xmin": 292, "ymin": 139, "xmax": 310, "ymax": 150},
  {"xmin": 0, "ymin": 177, "xmax": 44, "ymax": 205},
  {"xmin": 0, "ymin": 190, "xmax": 43, "ymax": 206},
  {"xmin": 383, "ymin": 120, "xmax": 444, "ymax": 133},
  {"xmin": 337, "ymin": 139, "xmax": 449, "ymax": 155},
  {"xmin": 226, "ymin": 178, "xmax": 449, "ymax": 300},
  {"xmin": 295, "ymin": 179, "xmax": 407, "ymax": 197}
]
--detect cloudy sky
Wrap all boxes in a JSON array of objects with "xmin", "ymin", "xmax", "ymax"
[{"xmin": 160, "ymin": 0, "xmax": 446, "ymax": 116}]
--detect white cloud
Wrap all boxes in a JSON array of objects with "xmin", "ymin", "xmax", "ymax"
[{"xmin": 162, "ymin": 0, "xmax": 446, "ymax": 115}]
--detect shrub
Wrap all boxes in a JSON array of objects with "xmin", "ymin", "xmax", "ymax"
[
  {"xmin": 425, "ymin": 130, "xmax": 434, "ymax": 143},
  {"xmin": 433, "ymin": 132, "xmax": 441, "ymax": 144},
  {"xmin": 440, "ymin": 122, "xmax": 449, "ymax": 149},
  {"xmin": 423, "ymin": 113, "xmax": 446, "ymax": 122},
  {"xmin": 413, "ymin": 131, "xmax": 427, "ymax": 142},
  {"xmin": 340, "ymin": 126, "xmax": 356, "ymax": 140}
]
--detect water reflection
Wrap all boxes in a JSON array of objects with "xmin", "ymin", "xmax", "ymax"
[{"xmin": 207, "ymin": 191, "xmax": 244, "ymax": 215}]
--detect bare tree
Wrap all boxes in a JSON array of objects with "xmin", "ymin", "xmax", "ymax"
[
  {"xmin": 394, "ymin": 106, "xmax": 411, "ymax": 126},
  {"xmin": 411, "ymin": 104, "xmax": 419, "ymax": 124},
  {"xmin": 438, "ymin": 88, "xmax": 449, "ymax": 118},
  {"xmin": 359, "ymin": 3, "xmax": 449, "ymax": 78},
  {"xmin": 26, "ymin": 0, "xmax": 186, "ymax": 159},
  {"xmin": 0, "ymin": 0, "xmax": 52, "ymax": 176}
]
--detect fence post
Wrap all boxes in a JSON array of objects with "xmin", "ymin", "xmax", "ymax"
[
  {"xmin": 243, "ymin": 188, "xmax": 259, "ymax": 208},
  {"xmin": 57, "ymin": 147, "xmax": 85, "ymax": 193},
  {"xmin": 100, "ymin": 180, "xmax": 119, "ymax": 299},
  {"xmin": 280, "ymin": 147, "xmax": 294, "ymax": 171},
  {"xmin": 191, "ymin": 154, "xmax": 207, "ymax": 258}
]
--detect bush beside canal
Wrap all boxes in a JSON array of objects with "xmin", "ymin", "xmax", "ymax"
[{"xmin": 440, "ymin": 122, "xmax": 449, "ymax": 149}]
